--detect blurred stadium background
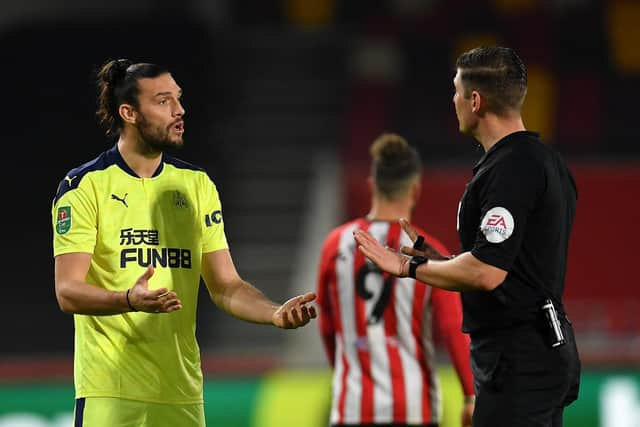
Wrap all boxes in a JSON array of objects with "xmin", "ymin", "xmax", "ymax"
[{"xmin": 1, "ymin": 0, "xmax": 639, "ymax": 426}]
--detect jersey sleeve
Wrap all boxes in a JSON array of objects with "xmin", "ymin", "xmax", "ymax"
[
  {"xmin": 200, "ymin": 174, "xmax": 229, "ymax": 254},
  {"xmin": 317, "ymin": 230, "xmax": 339, "ymax": 367},
  {"xmin": 419, "ymin": 232, "xmax": 474, "ymax": 395},
  {"xmin": 431, "ymin": 287, "xmax": 474, "ymax": 396},
  {"xmin": 51, "ymin": 180, "xmax": 98, "ymax": 256},
  {"xmin": 471, "ymin": 150, "xmax": 545, "ymax": 270}
]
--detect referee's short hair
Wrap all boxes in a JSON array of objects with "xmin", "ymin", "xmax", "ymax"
[{"xmin": 456, "ymin": 46, "xmax": 528, "ymax": 114}]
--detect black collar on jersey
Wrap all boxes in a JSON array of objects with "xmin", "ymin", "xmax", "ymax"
[
  {"xmin": 473, "ymin": 130, "xmax": 539, "ymax": 173},
  {"xmin": 108, "ymin": 144, "xmax": 165, "ymax": 178}
]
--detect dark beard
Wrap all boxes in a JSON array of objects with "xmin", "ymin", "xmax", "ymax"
[{"xmin": 137, "ymin": 114, "xmax": 183, "ymax": 154}]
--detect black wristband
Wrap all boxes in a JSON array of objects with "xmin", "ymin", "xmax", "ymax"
[
  {"xmin": 409, "ymin": 255, "xmax": 429, "ymax": 279},
  {"xmin": 126, "ymin": 288, "xmax": 138, "ymax": 312}
]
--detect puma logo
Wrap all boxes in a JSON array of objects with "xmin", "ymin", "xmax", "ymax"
[
  {"xmin": 111, "ymin": 193, "xmax": 128, "ymax": 208},
  {"xmin": 64, "ymin": 175, "xmax": 77, "ymax": 186}
]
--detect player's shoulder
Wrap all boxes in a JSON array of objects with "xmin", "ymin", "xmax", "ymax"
[
  {"xmin": 162, "ymin": 154, "xmax": 206, "ymax": 173},
  {"xmin": 162, "ymin": 154, "xmax": 219, "ymax": 187},
  {"xmin": 322, "ymin": 218, "xmax": 363, "ymax": 249},
  {"xmin": 54, "ymin": 147, "xmax": 116, "ymax": 204},
  {"xmin": 330, "ymin": 218, "xmax": 365, "ymax": 237}
]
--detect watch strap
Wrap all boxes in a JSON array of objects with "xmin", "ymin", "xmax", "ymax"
[{"xmin": 409, "ymin": 256, "xmax": 428, "ymax": 279}]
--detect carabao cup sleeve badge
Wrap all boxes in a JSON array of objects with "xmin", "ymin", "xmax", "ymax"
[{"xmin": 56, "ymin": 206, "xmax": 72, "ymax": 234}]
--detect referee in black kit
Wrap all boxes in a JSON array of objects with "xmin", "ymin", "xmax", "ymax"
[{"xmin": 354, "ymin": 46, "xmax": 580, "ymax": 426}]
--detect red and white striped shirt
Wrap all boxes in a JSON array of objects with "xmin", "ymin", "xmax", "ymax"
[{"xmin": 317, "ymin": 218, "xmax": 474, "ymax": 425}]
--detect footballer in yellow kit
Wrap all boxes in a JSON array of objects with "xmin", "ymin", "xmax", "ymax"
[
  {"xmin": 52, "ymin": 144, "xmax": 227, "ymax": 405},
  {"xmin": 53, "ymin": 59, "xmax": 317, "ymax": 426}
]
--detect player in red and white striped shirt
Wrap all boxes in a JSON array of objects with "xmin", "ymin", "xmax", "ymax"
[{"xmin": 317, "ymin": 134, "xmax": 474, "ymax": 427}]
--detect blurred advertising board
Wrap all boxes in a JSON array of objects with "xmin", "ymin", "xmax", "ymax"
[{"xmin": 0, "ymin": 368, "xmax": 638, "ymax": 427}]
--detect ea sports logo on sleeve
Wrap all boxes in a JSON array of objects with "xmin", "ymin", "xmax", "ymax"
[{"xmin": 480, "ymin": 207, "xmax": 514, "ymax": 243}]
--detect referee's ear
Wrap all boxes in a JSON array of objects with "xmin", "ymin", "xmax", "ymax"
[{"xmin": 471, "ymin": 90, "xmax": 487, "ymax": 115}]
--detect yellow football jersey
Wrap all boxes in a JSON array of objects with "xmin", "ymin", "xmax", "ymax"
[{"xmin": 52, "ymin": 144, "xmax": 228, "ymax": 404}]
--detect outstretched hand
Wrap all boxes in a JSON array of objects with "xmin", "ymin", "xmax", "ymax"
[
  {"xmin": 272, "ymin": 292, "xmax": 317, "ymax": 329},
  {"xmin": 353, "ymin": 229, "xmax": 411, "ymax": 277},
  {"xmin": 128, "ymin": 266, "xmax": 183, "ymax": 313},
  {"xmin": 398, "ymin": 218, "xmax": 449, "ymax": 260}
]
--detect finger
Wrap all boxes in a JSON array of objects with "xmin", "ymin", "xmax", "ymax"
[
  {"xmin": 353, "ymin": 230, "xmax": 373, "ymax": 248},
  {"xmin": 147, "ymin": 293, "xmax": 178, "ymax": 312},
  {"xmin": 399, "ymin": 218, "xmax": 418, "ymax": 241},
  {"xmin": 149, "ymin": 288, "xmax": 170, "ymax": 299},
  {"xmin": 360, "ymin": 236, "xmax": 387, "ymax": 260},
  {"xmin": 156, "ymin": 300, "xmax": 179, "ymax": 313},
  {"xmin": 400, "ymin": 246, "xmax": 425, "ymax": 257},
  {"xmin": 308, "ymin": 305, "xmax": 317, "ymax": 318},
  {"xmin": 280, "ymin": 311, "xmax": 291, "ymax": 328},
  {"xmin": 412, "ymin": 235, "xmax": 425, "ymax": 250},
  {"xmin": 299, "ymin": 305, "xmax": 310, "ymax": 323},
  {"xmin": 354, "ymin": 230, "xmax": 380, "ymax": 252},
  {"xmin": 357, "ymin": 244, "xmax": 372, "ymax": 259},
  {"xmin": 163, "ymin": 299, "xmax": 183, "ymax": 313},
  {"xmin": 298, "ymin": 292, "xmax": 316, "ymax": 304},
  {"xmin": 156, "ymin": 292, "xmax": 179, "ymax": 306},
  {"xmin": 164, "ymin": 296, "xmax": 182, "ymax": 307},
  {"xmin": 140, "ymin": 265, "xmax": 154, "ymax": 281},
  {"xmin": 166, "ymin": 303, "xmax": 182, "ymax": 313},
  {"xmin": 290, "ymin": 307, "xmax": 302, "ymax": 326},
  {"xmin": 357, "ymin": 244, "xmax": 377, "ymax": 263},
  {"xmin": 156, "ymin": 290, "xmax": 171, "ymax": 298},
  {"xmin": 354, "ymin": 229, "xmax": 380, "ymax": 247}
]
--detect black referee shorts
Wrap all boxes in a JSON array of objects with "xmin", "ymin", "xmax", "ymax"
[{"xmin": 470, "ymin": 317, "xmax": 580, "ymax": 427}]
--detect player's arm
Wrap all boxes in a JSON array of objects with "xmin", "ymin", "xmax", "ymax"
[
  {"xmin": 409, "ymin": 253, "xmax": 506, "ymax": 292},
  {"xmin": 401, "ymin": 224, "xmax": 505, "ymax": 292},
  {"xmin": 353, "ymin": 230, "xmax": 506, "ymax": 292},
  {"xmin": 356, "ymin": 149, "xmax": 545, "ymax": 293},
  {"xmin": 55, "ymin": 252, "xmax": 128, "ymax": 314},
  {"xmin": 55, "ymin": 253, "xmax": 182, "ymax": 315},
  {"xmin": 316, "ymin": 238, "xmax": 337, "ymax": 367},
  {"xmin": 431, "ymin": 287, "xmax": 475, "ymax": 426},
  {"xmin": 201, "ymin": 249, "xmax": 316, "ymax": 329}
]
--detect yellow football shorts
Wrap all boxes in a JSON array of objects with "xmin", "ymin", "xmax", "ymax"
[{"xmin": 73, "ymin": 397, "xmax": 205, "ymax": 426}]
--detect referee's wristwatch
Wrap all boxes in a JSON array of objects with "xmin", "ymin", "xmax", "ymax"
[{"xmin": 408, "ymin": 255, "xmax": 429, "ymax": 279}]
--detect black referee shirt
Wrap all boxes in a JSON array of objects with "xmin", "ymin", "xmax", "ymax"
[{"xmin": 457, "ymin": 131, "xmax": 577, "ymax": 333}]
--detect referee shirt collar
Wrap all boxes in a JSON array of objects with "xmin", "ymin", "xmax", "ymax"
[
  {"xmin": 472, "ymin": 130, "xmax": 539, "ymax": 173},
  {"xmin": 108, "ymin": 144, "xmax": 165, "ymax": 178}
]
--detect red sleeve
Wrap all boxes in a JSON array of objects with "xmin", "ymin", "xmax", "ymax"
[
  {"xmin": 420, "ymin": 232, "xmax": 474, "ymax": 396},
  {"xmin": 431, "ymin": 286, "xmax": 474, "ymax": 396},
  {"xmin": 317, "ymin": 230, "xmax": 338, "ymax": 367}
]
